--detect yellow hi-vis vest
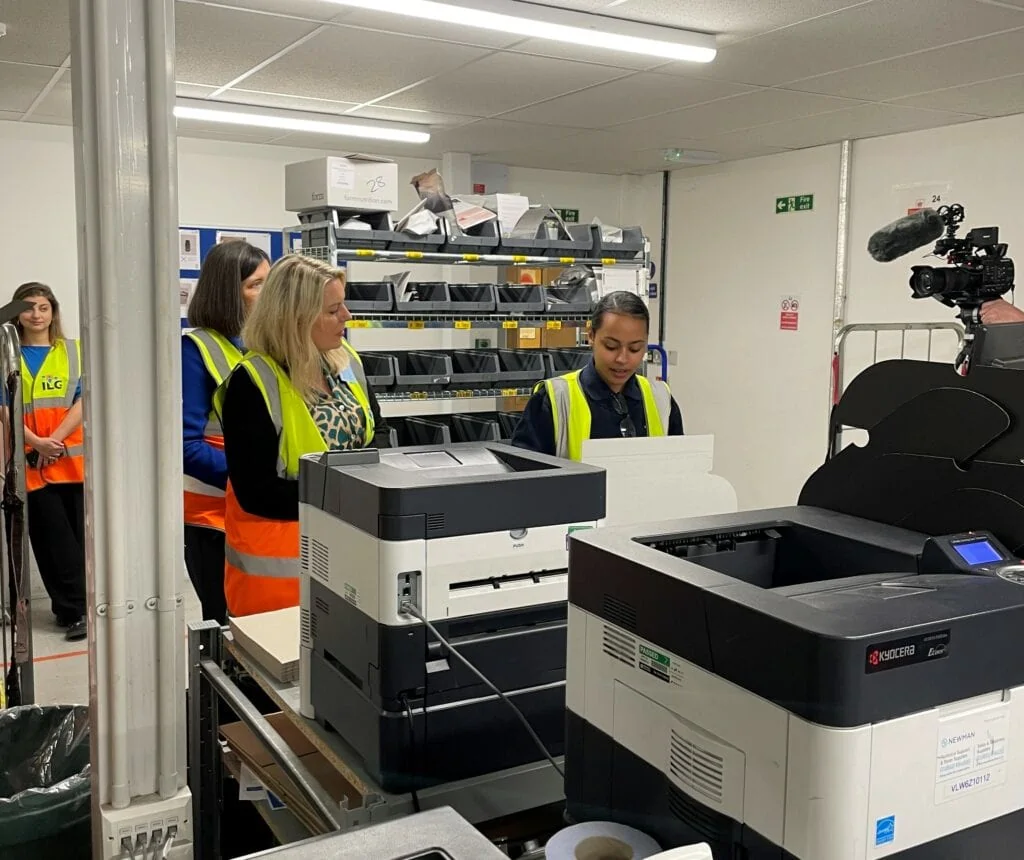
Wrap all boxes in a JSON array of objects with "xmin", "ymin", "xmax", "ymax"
[
  {"xmin": 182, "ymin": 328, "xmax": 244, "ymax": 530},
  {"xmin": 539, "ymin": 370, "xmax": 671, "ymax": 461},
  {"xmin": 23, "ymin": 338, "xmax": 85, "ymax": 491},
  {"xmin": 214, "ymin": 342, "xmax": 374, "ymax": 616}
]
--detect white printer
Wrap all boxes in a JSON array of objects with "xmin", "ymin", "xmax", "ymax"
[
  {"xmin": 297, "ymin": 443, "xmax": 605, "ymax": 792},
  {"xmin": 564, "ymin": 358, "xmax": 1024, "ymax": 859}
]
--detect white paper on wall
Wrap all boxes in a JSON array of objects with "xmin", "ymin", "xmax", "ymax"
[
  {"xmin": 215, "ymin": 230, "xmax": 272, "ymax": 257},
  {"xmin": 892, "ymin": 181, "xmax": 953, "ymax": 216},
  {"xmin": 179, "ymin": 229, "xmax": 200, "ymax": 269}
]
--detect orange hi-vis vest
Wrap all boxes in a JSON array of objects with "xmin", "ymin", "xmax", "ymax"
[
  {"xmin": 214, "ymin": 343, "xmax": 373, "ymax": 617},
  {"xmin": 182, "ymin": 328, "xmax": 243, "ymax": 531},
  {"xmin": 23, "ymin": 339, "xmax": 85, "ymax": 492}
]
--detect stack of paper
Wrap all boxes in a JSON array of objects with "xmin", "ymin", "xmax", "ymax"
[{"xmin": 229, "ymin": 606, "xmax": 300, "ymax": 684}]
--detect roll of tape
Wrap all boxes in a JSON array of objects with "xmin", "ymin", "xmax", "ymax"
[{"xmin": 544, "ymin": 822, "xmax": 662, "ymax": 860}]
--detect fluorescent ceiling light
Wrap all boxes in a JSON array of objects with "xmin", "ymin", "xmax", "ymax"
[
  {"xmin": 173, "ymin": 99, "xmax": 431, "ymax": 144},
  {"xmin": 323, "ymin": 0, "xmax": 717, "ymax": 63}
]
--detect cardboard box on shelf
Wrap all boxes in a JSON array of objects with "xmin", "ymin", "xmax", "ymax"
[
  {"xmin": 285, "ymin": 155, "xmax": 399, "ymax": 213},
  {"xmin": 506, "ymin": 325, "xmax": 583, "ymax": 349},
  {"xmin": 504, "ymin": 266, "xmax": 566, "ymax": 286}
]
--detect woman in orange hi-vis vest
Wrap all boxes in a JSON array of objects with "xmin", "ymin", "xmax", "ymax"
[
  {"xmin": 182, "ymin": 240, "xmax": 269, "ymax": 624},
  {"xmin": 218, "ymin": 255, "xmax": 388, "ymax": 617},
  {"xmin": 11, "ymin": 283, "xmax": 87, "ymax": 642}
]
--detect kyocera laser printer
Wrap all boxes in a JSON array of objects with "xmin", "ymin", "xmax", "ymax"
[
  {"xmin": 564, "ymin": 358, "xmax": 1024, "ymax": 860},
  {"xmin": 297, "ymin": 442, "xmax": 605, "ymax": 792}
]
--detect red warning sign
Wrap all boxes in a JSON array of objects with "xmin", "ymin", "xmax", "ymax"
[{"xmin": 780, "ymin": 296, "xmax": 800, "ymax": 331}]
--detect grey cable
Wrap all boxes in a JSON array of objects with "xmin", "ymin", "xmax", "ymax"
[{"xmin": 399, "ymin": 600, "xmax": 564, "ymax": 778}]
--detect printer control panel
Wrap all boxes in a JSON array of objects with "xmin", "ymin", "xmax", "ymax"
[{"xmin": 920, "ymin": 531, "xmax": 1024, "ymax": 580}]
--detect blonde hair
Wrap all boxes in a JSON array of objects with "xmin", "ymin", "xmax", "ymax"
[{"xmin": 242, "ymin": 254, "xmax": 348, "ymax": 405}]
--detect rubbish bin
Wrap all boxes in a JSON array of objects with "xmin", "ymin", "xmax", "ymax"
[{"xmin": 0, "ymin": 705, "xmax": 91, "ymax": 859}]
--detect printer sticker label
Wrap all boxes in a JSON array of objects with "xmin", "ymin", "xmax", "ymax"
[
  {"xmin": 343, "ymin": 583, "xmax": 359, "ymax": 607},
  {"xmin": 865, "ymin": 629, "xmax": 950, "ymax": 674},
  {"xmin": 637, "ymin": 643, "xmax": 683, "ymax": 686},
  {"xmin": 874, "ymin": 815, "xmax": 895, "ymax": 847},
  {"xmin": 934, "ymin": 706, "xmax": 1009, "ymax": 804}
]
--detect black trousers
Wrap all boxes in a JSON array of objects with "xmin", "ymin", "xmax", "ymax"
[
  {"xmin": 184, "ymin": 525, "xmax": 227, "ymax": 625},
  {"xmin": 27, "ymin": 482, "xmax": 86, "ymax": 621}
]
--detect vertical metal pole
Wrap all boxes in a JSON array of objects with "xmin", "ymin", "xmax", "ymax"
[
  {"xmin": 189, "ymin": 621, "xmax": 223, "ymax": 860},
  {"xmin": 70, "ymin": 0, "xmax": 190, "ymax": 855},
  {"xmin": 828, "ymin": 140, "xmax": 853, "ymax": 409},
  {"xmin": 657, "ymin": 170, "xmax": 670, "ymax": 349}
]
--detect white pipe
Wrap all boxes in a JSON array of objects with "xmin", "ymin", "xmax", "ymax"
[
  {"xmin": 829, "ymin": 139, "xmax": 853, "ymax": 410},
  {"xmin": 147, "ymin": 0, "xmax": 183, "ymax": 800}
]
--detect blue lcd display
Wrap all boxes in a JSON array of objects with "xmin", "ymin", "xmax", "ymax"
[{"xmin": 953, "ymin": 539, "xmax": 1002, "ymax": 566}]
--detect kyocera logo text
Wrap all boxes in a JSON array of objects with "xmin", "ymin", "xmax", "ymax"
[{"xmin": 869, "ymin": 644, "xmax": 915, "ymax": 666}]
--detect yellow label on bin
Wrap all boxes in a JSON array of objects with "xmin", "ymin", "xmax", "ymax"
[
  {"xmin": 355, "ymin": 249, "xmax": 374, "ymax": 257},
  {"xmin": 559, "ymin": 257, "xmax": 576, "ymax": 264},
  {"xmin": 456, "ymin": 390, "xmax": 473, "ymax": 398},
  {"xmin": 502, "ymin": 320, "xmax": 519, "ymax": 329},
  {"xmin": 462, "ymin": 254, "xmax": 481, "ymax": 262},
  {"xmin": 410, "ymin": 392, "xmax": 428, "ymax": 400},
  {"xmin": 405, "ymin": 251, "xmax": 424, "ymax": 260},
  {"xmin": 407, "ymin": 320, "xmax": 425, "ymax": 330},
  {"xmin": 346, "ymin": 320, "xmax": 371, "ymax": 328},
  {"xmin": 500, "ymin": 388, "xmax": 518, "ymax": 397},
  {"xmin": 546, "ymin": 320, "xmax": 562, "ymax": 330},
  {"xmin": 454, "ymin": 320, "xmax": 472, "ymax": 330},
  {"xmin": 511, "ymin": 255, "xmax": 528, "ymax": 263},
  {"xmin": 600, "ymin": 257, "xmax": 617, "ymax": 265}
]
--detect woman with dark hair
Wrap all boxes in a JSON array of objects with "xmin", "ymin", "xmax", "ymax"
[
  {"xmin": 512, "ymin": 290, "xmax": 683, "ymax": 460},
  {"xmin": 182, "ymin": 240, "xmax": 269, "ymax": 623},
  {"xmin": 11, "ymin": 282, "xmax": 87, "ymax": 641}
]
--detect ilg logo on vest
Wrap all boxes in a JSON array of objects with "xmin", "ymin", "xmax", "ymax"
[{"xmin": 40, "ymin": 374, "xmax": 65, "ymax": 393}]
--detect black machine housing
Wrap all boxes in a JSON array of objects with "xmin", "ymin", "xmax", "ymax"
[{"xmin": 565, "ymin": 357, "xmax": 1024, "ymax": 858}]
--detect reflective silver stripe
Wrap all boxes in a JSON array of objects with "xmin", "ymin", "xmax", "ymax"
[
  {"xmin": 225, "ymin": 544, "xmax": 297, "ymax": 579},
  {"xmin": 64, "ymin": 443, "xmax": 84, "ymax": 458},
  {"xmin": 546, "ymin": 377, "xmax": 571, "ymax": 460},
  {"xmin": 245, "ymin": 356, "xmax": 288, "ymax": 478},
  {"xmin": 342, "ymin": 340, "xmax": 369, "ymax": 391},
  {"xmin": 650, "ymin": 380, "xmax": 672, "ymax": 434},
  {"xmin": 24, "ymin": 396, "xmax": 67, "ymax": 412},
  {"xmin": 183, "ymin": 475, "xmax": 225, "ymax": 498},
  {"xmin": 187, "ymin": 329, "xmax": 234, "ymax": 384},
  {"xmin": 204, "ymin": 415, "xmax": 223, "ymax": 437},
  {"xmin": 64, "ymin": 339, "xmax": 81, "ymax": 408}
]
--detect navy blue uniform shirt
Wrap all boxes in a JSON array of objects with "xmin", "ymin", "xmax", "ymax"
[{"xmin": 510, "ymin": 359, "xmax": 683, "ymax": 457}]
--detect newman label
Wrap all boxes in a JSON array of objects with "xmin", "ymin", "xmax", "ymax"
[
  {"xmin": 935, "ymin": 705, "xmax": 1009, "ymax": 804},
  {"xmin": 865, "ymin": 629, "xmax": 950, "ymax": 674}
]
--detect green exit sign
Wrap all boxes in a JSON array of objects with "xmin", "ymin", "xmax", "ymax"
[
  {"xmin": 776, "ymin": 194, "xmax": 814, "ymax": 214},
  {"xmin": 555, "ymin": 208, "xmax": 580, "ymax": 223}
]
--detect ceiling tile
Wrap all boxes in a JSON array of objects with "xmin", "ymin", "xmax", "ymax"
[
  {"xmin": 181, "ymin": 0, "xmax": 352, "ymax": 22},
  {"xmin": 347, "ymin": 104, "xmax": 482, "ymax": 128},
  {"xmin": 498, "ymin": 39, "xmax": 668, "ymax": 71},
  {"xmin": 498, "ymin": 73, "xmax": 755, "ymax": 128},
  {"xmin": 175, "ymin": 3, "xmax": 322, "ymax": 87},
  {"xmin": 208, "ymin": 87, "xmax": 362, "ymax": 115},
  {"xmin": 0, "ymin": 0, "xmax": 70, "ymax": 67},
  {"xmin": 242, "ymin": 27, "xmax": 490, "ymax": 104},
  {"xmin": 890, "ymin": 73, "xmax": 1024, "ymax": 117},
  {"xmin": 599, "ymin": 88, "xmax": 860, "ymax": 146},
  {"xmin": 329, "ymin": 9, "xmax": 524, "ymax": 48},
  {"xmin": 380, "ymin": 52, "xmax": 628, "ymax": 116},
  {"xmin": 26, "ymin": 70, "xmax": 72, "ymax": 121},
  {"xmin": 0, "ymin": 111, "xmax": 25, "ymax": 122},
  {"xmin": 427, "ymin": 119, "xmax": 587, "ymax": 154},
  {"xmin": 176, "ymin": 82, "xmax": 220, "ymax": 99},
  {"xmin": 785, "ymin": 27, "xmax": 1024, "ymax": 101},
  {"xmin": 703, "ymin": 103, "xmax": 979, "ymax": 150},
  {"xmin": 254, "ymin": 131, "xmax": 437, "ymax": 161},
  {"xmin": 0, "ymin": 64, "xmax": 59, "ymax": 113},
  {"xmin": 687, "ymin": 0, "xmax": 1024, "ymax": 87}
]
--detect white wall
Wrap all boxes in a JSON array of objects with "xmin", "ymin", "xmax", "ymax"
[{"xmin": 665, "ymin": 111, "xmax": 1024, "ymax": 511}]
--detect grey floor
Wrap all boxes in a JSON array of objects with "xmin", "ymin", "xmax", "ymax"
[{"xmin": 14, "ymin": 579, "xmax": 203, "ymax": 706}]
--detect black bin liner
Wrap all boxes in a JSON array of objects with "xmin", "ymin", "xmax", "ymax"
[{"xmin": 0, "ymin": 705, "xmax": 91, "ymax": 859}]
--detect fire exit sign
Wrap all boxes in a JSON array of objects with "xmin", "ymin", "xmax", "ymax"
[
  {"xmin": 776, "ymin": 194, "xmax": 814, "ymax": 213},
  {"xmin": 555, "ymin": 208, "xmax": 580, "ymax": 223}
]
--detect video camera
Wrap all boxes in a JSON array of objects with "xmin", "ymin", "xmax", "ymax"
[{"xmin": 909, "ymin": 204, "xmax": 1015, "ymax": 323}]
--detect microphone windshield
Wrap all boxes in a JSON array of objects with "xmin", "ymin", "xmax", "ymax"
[{"xmin": 868, "ymin": 209, "xmax": 945, "ymax": 263}]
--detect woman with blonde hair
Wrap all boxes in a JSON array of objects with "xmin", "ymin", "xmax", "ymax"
[
  {"xmin": 218, "ymin": 254, "xmax": 386, "ymax": 617},
  {"xmin": 10, "ymin": 282, "xmax": 87, "ymax": 641}
]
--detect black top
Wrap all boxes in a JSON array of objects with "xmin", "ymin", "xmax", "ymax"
[
  {"xmin": 222, "ymin": 370, "xmax": 387, "ymax": 521},
  {"xmin": 510, "ymin": 360, "xmax": 683, "ymax": 457}
]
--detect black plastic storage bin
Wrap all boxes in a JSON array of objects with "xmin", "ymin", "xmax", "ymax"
[
  {"xmin": 544, "ymin": 348, "xmax": 590, "ymax": 378},
  {"xmin": 372, "ymin": 426, "xmax": 399, "ymax": 448},
  {"xmin": 0, "ymin": 705, "xmax": 91, "ymax": 860},
  {"xmin": 441, "ymin": 219, "xmax": 500, "ymax": 255},
  {"xmin": 451, "ymin": 413, "xmax": 501, "ymax": 442},
  {"xmin": 448, "ymin": 350, "xmax": 500, "ymax": 388},
  {"xmin": 346, "ymin": 282, "xmax": 394, "ymax": 312},
  {"xmin": 498, "ymin": 218, "xmax": 592, "ymax": 258},
  {"xmin": 297, "ymin": 209, "xmax": 397, "ymax": 250},
  {"xmin": 394, "ymin": 281, "xmax": 451, "ymax": 313},
  {"xmin": 495, "ymin": 285, "xmax": 546, "ymax": 315},
  {"xmin": 361, "ymin": 352, "xmax": 397, "ymax": 389},
  {"xmin": 497, "ymin": 411, "xmax": 523, "ymax": 439},
  {"xmin": 544, "ymin": 283, "xmax": 594, "ymax": 314},
  {"xmin": 589, "ymin": 224, "xmax": 646, "ymax": 260},
  {"xmin": 495, "ymin": 349, "xmax": 546, "ymax": 388},
  {"xmin": 387, "ymin": 229, "xmax": 445, "ymax": 253},
  {"xmin": 393, "ymin": 352, "xmax": 452, "ymax": 390},
  {"xmin": 448, "ymin": 284, "xmax": 496, "ymax": 313},
  {"xmin": 402, "ymin": 417, "xmax": 452, "ymax": 445}
]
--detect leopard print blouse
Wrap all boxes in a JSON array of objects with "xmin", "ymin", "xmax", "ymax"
[{"xmin": 308, "ymin": 369, "xmax": 367, "ymax": 450}]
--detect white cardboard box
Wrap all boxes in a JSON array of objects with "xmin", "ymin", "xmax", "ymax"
[{"xmin": 285, "ymin": 154, "xmax": 400, "ymax": 213}]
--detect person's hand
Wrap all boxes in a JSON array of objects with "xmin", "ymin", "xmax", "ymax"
[
  {"xmin": 979, "ymin": 299, "xmax": 1024, "ymax": 325},
  {"xmin": 33, "ymin": 437, "xmax": 65, "ymax": 459}
]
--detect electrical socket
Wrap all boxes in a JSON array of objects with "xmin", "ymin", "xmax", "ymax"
[
  {"xmin": 99, "ymin": 791, "xmax": 192, "ymax": 860},
  {"xmin": 397, "ymin": 570, "xmax": 421, "ymax": 613}
]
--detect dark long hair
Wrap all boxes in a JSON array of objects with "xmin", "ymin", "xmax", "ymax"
[
  {"xmin": 187, "ymin": 240, "xmax": 269, "ymax": 338},
  {"xmin": 12, "ymin": 282, "xmax": 65, "ymax": 344},
  {"xmin": 591, "ymin": 290, "xmax": 650, "ymax": 333}
]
